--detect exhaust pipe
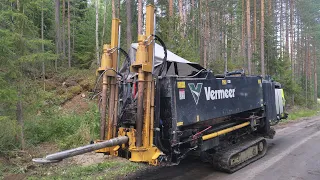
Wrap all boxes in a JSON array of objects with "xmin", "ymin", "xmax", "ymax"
[{"xmin": 32, "ymin": 136, "xmax": 129, "ymax": 164}]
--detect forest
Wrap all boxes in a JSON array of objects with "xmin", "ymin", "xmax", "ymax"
[{"xmin": 0, "ymin": 0, "xmax": 320, "ymax": 178}]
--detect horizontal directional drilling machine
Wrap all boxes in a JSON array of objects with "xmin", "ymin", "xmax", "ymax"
[{"xmin": 33, "ymin": 5, "xmax": 287, "ymax": 173}]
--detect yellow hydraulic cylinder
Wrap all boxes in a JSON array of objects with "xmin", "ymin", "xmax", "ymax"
[
  {"xmin": 146, "ymin": 5, "xmax": 155, "ymax": 68},
  {"xmin": 111, "ymin": 19, "xmax": 120, "ymax": 71},
  {"xmin": 136, "ymin": 68, "xmax": 145, "ymax": 147},
  {"xmin": 131, "ymin": 5, "xmax": 154, "ymax": 74},
  {"xmin": 131, "ymin": 35, "xmax": 148, "ymax": 73},
  {"xmin": 98, "ymin": 44, "xmax": 112, "ymax": 140},
  {"xmin": 202, "ymin": 122, "xmax": 250, "ymax": 141},
  {"xmin": 143, "ymin": 73, "xmax": 152, "ymax": 147},
  {"xmin": 106, "ymin": 18, "xmax": 120, "ymax": 141},
  {"xmin": 98, "ymin": 44, "xmax": 112, "ymax": 72},
  {"xmin": 149, "ymin": 80, "xmax": 155, "ymax": 146},
  {"xmin": 142, "ymin": 4, "xmax": 155, "ymax": 148}
]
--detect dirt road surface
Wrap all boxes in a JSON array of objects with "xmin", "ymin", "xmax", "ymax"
[{"xmin": 132, "ymin": 117, "xmax": 320, "ymax": 180}]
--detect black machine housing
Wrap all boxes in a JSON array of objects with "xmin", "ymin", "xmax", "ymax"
[
  {"xmin": 119, "ymin": 55, "xmax": 283, "ymax": 164},
  {"xmin": 152, "ymin": 69, "xmax": 279, "ymax": 163}
]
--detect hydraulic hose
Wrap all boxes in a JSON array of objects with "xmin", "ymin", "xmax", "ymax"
[{"xmin": 151, "ymin": 34, "xmax": 168, "ymax": 76}]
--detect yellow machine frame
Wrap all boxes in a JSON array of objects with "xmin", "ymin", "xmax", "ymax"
[
  {"xmin": 96, "ymin": 5, "xmax": 162, "ymax": 165},
  {"xmin": 96, "ymin": 18, "xmax": 121, "ymax": 156}
]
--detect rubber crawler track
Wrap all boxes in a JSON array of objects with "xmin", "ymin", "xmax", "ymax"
[{"xmin": 212, "ymin": 136, "xmax": 267, "ymax": 173}]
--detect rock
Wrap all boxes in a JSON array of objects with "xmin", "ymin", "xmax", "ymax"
[{"xmin": 63, "ymin": 79, "xmax": 78, "ymax": 87}]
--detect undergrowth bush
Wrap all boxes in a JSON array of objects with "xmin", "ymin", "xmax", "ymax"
[
  {"xmin": 0, "ymin": 116, "xmax": 19, "ymax": 152},
  {"xmin": 1, "ymin": 68, "xmax": 99, "ymax": 153},
  {"xmin": 24, "ymin": 104, "xmax": 100, "ymax": 149}
]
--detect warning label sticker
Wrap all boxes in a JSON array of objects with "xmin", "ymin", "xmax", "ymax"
[{"xmin": 179, "ymin": 89, "xmax": 185, "ymax": 100}]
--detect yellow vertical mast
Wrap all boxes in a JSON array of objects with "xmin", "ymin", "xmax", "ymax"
[
  {"xmin": 96, "ymin": 18, "xmax": 120, "ymax": 156},
  {"xmin": 129, "ymin": 4, "xmax": 162, "ymax": 165}
]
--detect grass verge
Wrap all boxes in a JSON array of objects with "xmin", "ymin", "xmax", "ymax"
[
  {"xmin": 27, "ymin": 160, "xmax": 143, "ymax": 180},
  {"xmin": 280, "ymin": 106, "xmax": 320, "ymax": 123}
]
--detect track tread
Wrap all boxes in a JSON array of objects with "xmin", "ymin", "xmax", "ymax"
[{"xmin": 212, "ymin": 136, "xmax": 267, "ymax": 173}]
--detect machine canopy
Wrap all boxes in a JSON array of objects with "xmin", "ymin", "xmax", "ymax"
[{"xmin": 124, "ymin": 43, "xmax": 204, "ymax": 76}]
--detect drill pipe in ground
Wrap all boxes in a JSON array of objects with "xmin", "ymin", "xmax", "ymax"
[{"xmin": 32, "ymin": 136, "xmax": 128, "ymax": 163}]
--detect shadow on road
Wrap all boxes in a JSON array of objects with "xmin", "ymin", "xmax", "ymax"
[{"xmin": 128, "ymin": 156, "xmax": 218, "ymax": 180}]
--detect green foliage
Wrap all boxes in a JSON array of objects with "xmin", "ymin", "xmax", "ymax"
[
  {"xmin": 0, "ymin": 76, "xmax": 17, "ymax": 116},
  {"xmin": 0, "ymin": 117, "xmax": 19, "ymax": 152},
  {"xmin": 24, "ymin": 104, "xmax": 100, "ymax": 149},
  {"xmin": 269, "ymin": 56, "xmax": 296, "ymax": 104},
  {"xmin": 0, "ymin": 65, "xmax": 97, "ymax": 152},
  {"xmin": 0, "ymin": 0, "xmax": 56, "ymax": 126}
]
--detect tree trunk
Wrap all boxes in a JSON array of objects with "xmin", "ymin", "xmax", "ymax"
[
  {"xmin": 183, "ymin": 0, "xmax": 187, "ymax": 36},
  {"xmin": 96, "ymin": 0, "xmax": 99, "ymax": 65},
  {"xmin": 191, "ymin": 0, "xmax": 195, "ymax": 27},
  {"xmin": 261, "ymin": 0, "xmax": 265, "ymax": 77},
  {"xmin": 191, "ymin": 0, "xmax": 195, "ymax": 45},
  {"xmin": 17, "ymin": 0, "xmax": 20, "ymax": 10},
  {"xmin": 203, "ymin": 0, "xmax": 209, "ymax": 68},
  {"xmin": 280, "ymin": 0, "xmax": 283, "ymax": 58},
  {"xmin": 305, "ymin": 35, "xmax": 308, "ymax": 106},
  {"xmin": 101, "ymin": 0, "xmax": 108, "ymax": 51},
  {"xmin": 224, "ymin": 29, "xmax": 228, "ymax": 73},
  {"xmin": 241, "ymin": 0, "xmax": 245, "ymax": 58},
  {"xmin": 68, "ymin": 0, "xmax": 71, "ymax": 68},
  {"xmin": 230, "ymin": 7, "xmax": 234, "ymax": 64},
  {"xmin": 72, "ymin": 9, "xmax": 75, "ymax": 54},
  {"xmin": 169, "ymin": 0, "xmax": 173, "ymax": 17},
  {"xmin": 178, "ymin": 0, "xmax": 183, "ymax": 37},
  {"xmin": 41, "ymin": 0, "xmax": 45, "ymax": 90},
  {"xmin": 290, "ymin": 0, "xmax": 294, "ymax": 104},
  {"xmin": 314, "ymin": 45, "xmax": 317, "ymax": 101},
  {"xmin": 16, "ymin": 88, "xmax": 25, "ymax": 150},
  {"xmin": 268, "ymin": 0, "xmax": 272, "ymax": 17},
  {"xmin": 199, "ymin": 0, "xmax": 204, "ymax": 67},
  {"xmin": 118, "ymin": 0, "xmax": 120, "ymax": 18},
  {"xmin": 62, "ymin": 0, "xmax": 66, "ymax": 59},
  {"xmin": 138, "ymin": 0, "xmax": 143, "ymax": 34},
  {"xmin": 112, "ymin": 0, "xmax": 116, "ymax": 18},
  {"xmin": 297, "ymin": 17, "xmax": 300, "ymax": 77},
  {"xmin": 290, "ymin": 0, "xmax": 294, "ymax": 69},
  {"xmin": 246, "ymin": 0, "xmax": 252, "ymax": 74},
  {"xmin": 285, "ymin": 0, "xmax": 289, "ymax": 54},
  {"xmin": 55, "ymin": 0, "xmax": 60, "ymax": 71},
  {"xmin": 253, "ymin": 0, "xmax": 257, "ymax": 53},
  {"xmin": 126, "ymin": 0, "xmax": 132, "ymax": 50},
  {"xmin": 308, "ymin": 37, "xmax": 311, "ymax": 80}
]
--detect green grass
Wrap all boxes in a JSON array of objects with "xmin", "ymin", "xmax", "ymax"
[
  {"xmin": 281, "ymin": 106, "xmax": 320, "ymax": 123},
  {"xmin": 27, "ymin": 160, "xmax": 142, "ymax": 180},
  {"xmin": 288, "ymin": 109, "xmax": 319, "ymax": 120},
  {"xmin": 24, "ymin": 103, "xmax": 100, "ymax": 149}
]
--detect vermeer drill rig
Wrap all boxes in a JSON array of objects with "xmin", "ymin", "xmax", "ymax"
[{"xmin": 33, "ymin": 5, "xmax": 287, "ymax": 173}]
